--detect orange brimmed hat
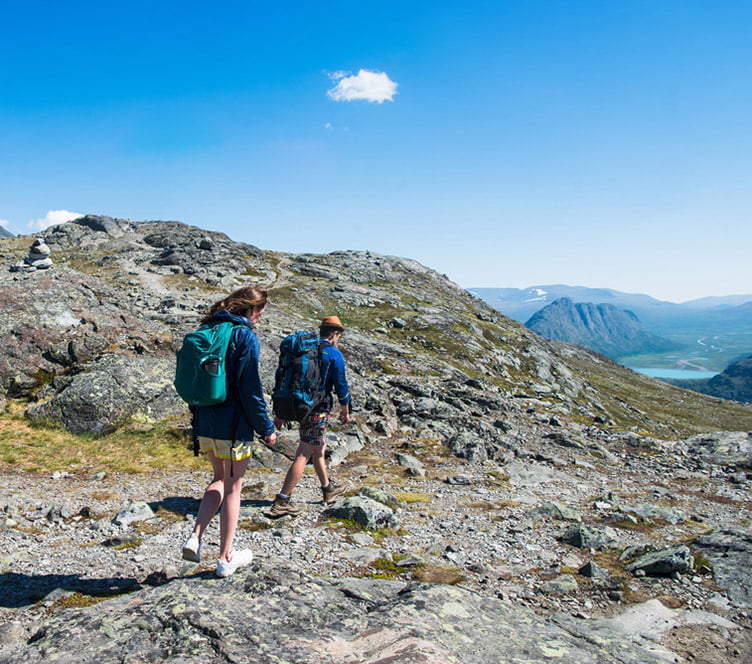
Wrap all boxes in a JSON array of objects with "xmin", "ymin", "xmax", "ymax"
[{"xmin": 320, "ymin": 316, "xmax": 345, "ymax": 331}]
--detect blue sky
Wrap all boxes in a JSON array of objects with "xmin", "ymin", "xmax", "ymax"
[{"xmin": 1, "ymin": 1, "xmax": 750, "ymax": 303}]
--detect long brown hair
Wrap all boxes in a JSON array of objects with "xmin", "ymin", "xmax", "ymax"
[{"xmin": 201, "ymin": 286, "xmax": 268, "ymax": 325}]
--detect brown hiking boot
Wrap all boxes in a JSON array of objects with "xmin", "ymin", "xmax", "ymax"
[
  {"xmin": 322, "ymin": 479, "xmax": 345, "ymax": 504},
  {"xmin": 268, "ymin": 494, "xmax": 302, "ymax": 517}
]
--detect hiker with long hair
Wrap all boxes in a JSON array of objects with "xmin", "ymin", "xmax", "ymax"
[{"xmin": 181, "ymin": 285, "xmax": 276, "ymax": 577}]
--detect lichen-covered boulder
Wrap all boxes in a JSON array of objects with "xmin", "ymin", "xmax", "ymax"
[
  {"xmin": 322, "ymin": 496, "xmax": 397, "ymax": 530},
  {"xmin": 625, "ymin": 545, "xmax": 693, "ymax": 577},
  {"xmin": 26, "ymin": 354, "xmax": 184, "ymax": 434}
]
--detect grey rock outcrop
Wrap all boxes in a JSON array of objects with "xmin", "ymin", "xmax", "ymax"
[
  {"xmin": 560, "ymin": 525, "xmax": 619, "ymax": 551},
  {"xmin": 25, "ymin": 354, "xmax": 184, "ymax": 434},
  {"xmin": 1, "ymin": 557, "xmax": 682, "ymax": 664},
  {"xmin": 693, "ymin": 528, "xmax": 752, "ymax": 608},
  {"xmin": 112, "ymin": 500, "xmax": 156, "ymax": 527},
  {"xmin": 322, "ymin": 496, "xmax": 397, "ymax": 530},
  {"xmin": 395, "ymin": 452, "xmax": 425, "ymax": 476},
  {"xmin": 624, "ymin": 545, "xmax": 693, "ymax": 577},
  {"xmin": 682, "ymin": 431, "xmax": 752, "ymax": 468}
]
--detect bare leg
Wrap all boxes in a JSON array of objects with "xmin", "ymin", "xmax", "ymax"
[
  {"xmin": 278, "ymin": 441, "xmax": 319, "ymax": 496},
  {"xmin": 218, "ymin": 457, "xmax": 250, "ymax": 562},
  {"xmin": 311, "ymin": 443, "xmax": 329, "ymax": 486},
  {"xmin": 192, "ymin": 451, "xmax": 225, "ymax": 540}
]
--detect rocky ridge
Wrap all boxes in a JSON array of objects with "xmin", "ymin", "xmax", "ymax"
[{"xmin": 1, "ymin": 215, "xmax": 752, "ymax": 662}]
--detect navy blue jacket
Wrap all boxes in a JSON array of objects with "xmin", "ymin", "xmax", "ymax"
[
  {"xmin": 192, "ymin": 310, "xmax": 275, "ymax": 441},
  {"xmin": 319, "ymin": 340, "xmax": 350, "ymax": 409}
]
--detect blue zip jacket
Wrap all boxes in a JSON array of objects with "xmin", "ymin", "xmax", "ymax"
[
  {"xmin": 319, "ymin": 340, "xmax": 350, "ymax": 409},
  {"xmin": 192, "ymin": 310, "xmax": 275, "ymax": 441}
]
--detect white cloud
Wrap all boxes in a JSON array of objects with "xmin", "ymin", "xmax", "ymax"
[
  {"xmin": 0, "ymin": 218, "xmax": 9, "ymax": 227},
  {"xmin": 28, "ymin": 209, "xmax": 83, "ymax": 231},
  {"xmin": 328, "ymin": 70, "xmax": 350, "ymax": 81},
  {"xmin": 327, "ymin": 69, "xmax": 398, "ymax": 103}
]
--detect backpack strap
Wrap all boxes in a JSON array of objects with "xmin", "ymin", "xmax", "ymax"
[
  {"xmin": 317, "ymin": 340, "xmax": 335, "ymax": 411},
  {"xmin": 189, "ymin": 405, "xmax": 200, "ymax": 456}
]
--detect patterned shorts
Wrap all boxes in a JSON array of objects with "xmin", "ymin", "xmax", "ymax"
[{"xmin": 299, "ymin": 412, "xmax": 331, "ymax": 446}]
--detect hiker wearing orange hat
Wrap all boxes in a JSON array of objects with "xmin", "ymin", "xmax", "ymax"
[{"xmin": 269, "ymin": 316, "xmax": 351, "ymax": 516}]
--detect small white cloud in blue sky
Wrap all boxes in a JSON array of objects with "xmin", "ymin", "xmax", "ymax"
[
  {"xmin": 327, "ymin": 69, "xmax": 398, "ymax": 103},
  {"xmin": 29, "ymin": 209, "xmax": 83, "ymax": 231},
  {"xmin": 0, "ymin": 218, "xmax": 9, "ymax": 228}
]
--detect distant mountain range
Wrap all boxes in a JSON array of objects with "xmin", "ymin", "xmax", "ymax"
[
  {"xmin": 525, "ymin": 297, "xmax": 680, "ymax": 359},
  {"xmin": 468, "ymin": 285, "xmax": 752, "ymax": 332},
  {"xmin": 0, "ymin": 227, "xmax": 13, "ymax": 239}
]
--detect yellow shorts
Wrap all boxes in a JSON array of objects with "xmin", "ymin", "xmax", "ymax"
[{"xmin": 197, "ymin": 436, "xmax": 254, "ymax": 461}]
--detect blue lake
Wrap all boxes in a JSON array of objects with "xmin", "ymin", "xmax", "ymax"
[{"xmin": 629, "ymin": 367, "xmax": 718, "ymax": 380}]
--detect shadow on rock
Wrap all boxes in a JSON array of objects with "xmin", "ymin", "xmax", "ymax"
[
  {"xmin": 0, "ymin": 572, "xmax": 141, "ymax": 609},
  {"xmin": 147, "ymin": 495, "xmax": 200, "ymax": 516}
]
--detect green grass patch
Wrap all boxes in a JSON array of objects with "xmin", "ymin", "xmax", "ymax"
[
  {"xmin": 366, "ymin": 556, "xmax": 411, "ymax": 580},
  {"xmin": 485, "ymin": 470, "xmax": 511, "ymax": 486},
  {"xmin": 608, "ymin": 517, "xmax": 663, "ymax": 533},
  {"xmin": 411, "ymin": 564, "xmax": 465, "ymax": 585},
  {"xmin": 392, "ymin": 490, "xmax": 432, "ymax": 504},
  {"xmin": 113, "ymin": 537, "xmax": 143, "ymax": 551},
  {"xmin": 321, "ymin": 516, "xmax": 404, "ymax": 542},
  {"xmin": 41, "ymin": 592, "xmax": 114, "ymax": 616},
  {"xmin": 239, "ymin": 519, "xmax": 275, "ymax": 533},
  {"xmin": 0, "ymin": 411, "xmax": 204, "ymax": 474},
  {"xmin": 461, "ymin": 500, "xmax": 508, "ymax": 511}
]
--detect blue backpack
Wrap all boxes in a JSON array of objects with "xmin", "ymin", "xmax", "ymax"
[
  {"xmin": 174, "ymin": 321, "xmax": 239, "ymax": 407},
  {"xmin": 272, "ymin": 331, "xmax": 325, "ymax": 421}
]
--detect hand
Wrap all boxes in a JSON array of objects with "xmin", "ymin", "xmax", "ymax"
[
  {"xmin": 264, "ymin": 433, "xmax": 277, "ymax": 447},
  {"xmin": 339, "ymin": 405, "xmax": 351, "ymax": 424},
  {"xmin": 273, "ymin": 416, "xmax": 286, "ymax": 430}
]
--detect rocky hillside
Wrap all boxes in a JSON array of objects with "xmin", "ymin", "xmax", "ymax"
[
  {"xmin": 2, "ymin": 215, "xmax": 752, "ymax": 663},
  {"xmin": 1, "ymin": 215, "xmax": 750, "ymax": 438},
  {"xmin": 525, "ymin": 297, "xmax": 680, "ymax": 360}
]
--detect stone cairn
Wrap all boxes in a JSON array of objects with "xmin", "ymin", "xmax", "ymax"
[{"xmin": 11, "ymin": 237, "xmax": 53, "ymax": 272}]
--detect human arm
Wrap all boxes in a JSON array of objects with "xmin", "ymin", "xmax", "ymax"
[{"xmin": 326, "ymin": 346, "xmax": 351, "ymax": 421}]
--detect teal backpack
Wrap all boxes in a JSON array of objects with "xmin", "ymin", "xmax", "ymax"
[{"xmin": 174, "ymin": 321, "xmax": 238, "ymax": 407}]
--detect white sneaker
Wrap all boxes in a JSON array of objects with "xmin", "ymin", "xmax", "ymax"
[
  {"xmin": 182, "ymin": 534, "xmax": 201, "ymax": 562},
  {"xmin": 216, "ymin": 549, "xmax": 253, "ymax": 578}
]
